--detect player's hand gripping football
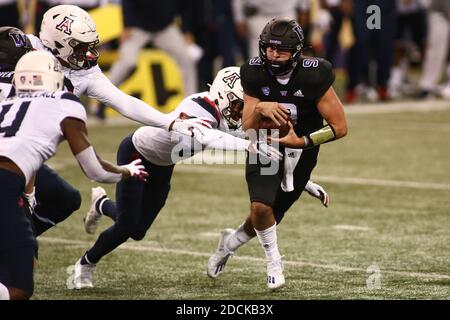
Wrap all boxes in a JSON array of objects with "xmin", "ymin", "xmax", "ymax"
[
  {"xmin": 121, "ymin": 159, "xmax": 149, "ymax": 182},
  {"xmin": 256, "ymin": 102, "xmax": 290, "ymax": 126},
  {"xmin": 270, "ymin": 121, "xmax": 304, "ymax": 148},
  {"xmin": 304, "ymin": 180, "xmax": 330, "ymax": 207}
]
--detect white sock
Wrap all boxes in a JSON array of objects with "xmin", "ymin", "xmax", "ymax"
[
  {"xmin": 0, "ymin": 282, "xmax": 10, "ymax": 300},
  {"xmin": 255, "ymin": 224, "xmax": 282, "ymax": 262},
  {"xmin": 226, "ymin": 223, "xmax": 252, "ymax": 251}
]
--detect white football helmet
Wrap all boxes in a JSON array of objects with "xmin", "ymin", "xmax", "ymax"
[
  {"xmin": 40, "ymin": 5, "xmax": 99, "ymax": 70},
  {"xmin": 209, "ymin": 66, "xmax": 244, "ymax": 129},
  {"xmin": 13, "ymin": 50, "xmax": 64, "ymax": 92}
]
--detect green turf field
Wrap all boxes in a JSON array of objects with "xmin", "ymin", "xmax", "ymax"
[{"xmin": 33, "ymin": 102, "xmax": 450, "ymax": 300}]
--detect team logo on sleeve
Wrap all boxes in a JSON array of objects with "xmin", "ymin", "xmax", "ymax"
[
  {"xmin": 302, "ymin": 59, "xmax": 319, "ymax": 68},
  {"xmin": 56, "ymin": 16, "xmax": 74, "ymax": 35},
  {"xmin": 8, "ymin": 32, "xmax": 28, "ymax": 48},
  {"xmin": 262, "ymin": 86, "xmax": 270, "ymax": 96},
  {"xmin": 222, "ymin": 72, "xmax": 240, "ymax": 89}
]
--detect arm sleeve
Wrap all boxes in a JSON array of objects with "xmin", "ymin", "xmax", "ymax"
[
  {"xmin": 307, "ymin": 59, "xmax": 336, "ymax": 101},
  {"xmin": 195, "ymin": 127, "xmax": 250, "ymax": 151},
  {"xmin": 75, "ymin": 146, "xmax": 122, "ymax": 183},
  {"xmin": 86, "ymin": 71, "xmax": 172, "ymax": 129},
  {"xmin": 240, "ymin": 63, "xmax": 260, "ymax": 97}
]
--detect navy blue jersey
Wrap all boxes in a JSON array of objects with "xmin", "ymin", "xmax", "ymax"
[
  {"xmin": 0, "ymin": 71, "xmax": 15, "ymax": 100},
  {"xmin": 240, "ymin": 56, "xmax": 335, "ymax": 136}
]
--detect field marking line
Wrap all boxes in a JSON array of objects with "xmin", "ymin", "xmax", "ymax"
[
  {"xmin": 39, "ymin": 236, "xmax": 450, "ymax": 281},
  {"xmin": 175, "ymin": 165, "xmax": 450, "ymax": 191},
  {"xmin": 333, "ymin": 225, "xmax": 370, "ymax": 231},
  {"xmin": 83, "ymin": 100, "xmax": 450, "ymax": 128},
  {"xmin": 344, "ymin": 99, "xmax": 450, "ymax": 114}
]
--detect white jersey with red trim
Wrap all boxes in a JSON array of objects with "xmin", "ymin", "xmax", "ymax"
[
  {"xmin": 132, "ymin": 92, "xmax": 243, "ymax": 166},
  {"xmin": 26, "ymin": 34, "xmax": 172, "ymax": 129},
  {"xmin": 0, "ymin": 91, "xmax": 86, "ymax": 184}
]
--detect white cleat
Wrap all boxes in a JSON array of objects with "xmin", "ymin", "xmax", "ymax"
[
  {"xmin": 83, "ymin": 187, "xmax": 106, "ymax": 234},
  {"xmin": 207, "ymin": 228, "xmax": 235, "ymax": 278},
  {"xmin": 73, "ymin": 258, "xmax": 96, "ymax": 289},
  {"xmin": 267, "ymin": 258, "xmax": 285, "ymax": 290}
]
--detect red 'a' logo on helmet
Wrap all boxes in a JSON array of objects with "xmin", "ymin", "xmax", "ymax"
[
  {"xmin": 56, "ymin": 17, "xmax": 74, "ymax": 35},
  {"xmin": 222, "ymin": 72, "xmax": 240, "ymax": 89}
]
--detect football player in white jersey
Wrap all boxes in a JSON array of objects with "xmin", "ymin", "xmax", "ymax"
[
  {"xmin": 0, "ymin": 26, "xmax": 88, "ymax": 240},
  {"xmin": 0, "ymin": 50, "xmax": 148, "ymax": 300},
  {"xmin": 71, "ymin": 67, "xmax": 329, "ymax": 289},
  {"xmin": 0, "ymin": 6, "xmax": 209, "ymax": 239},
  {"xmin": 32, "ymin": 4, "xmax": 207, "ymax": 133}
]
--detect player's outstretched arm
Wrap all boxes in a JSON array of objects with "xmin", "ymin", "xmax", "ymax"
[
  {"xmin": 61, "ymin": 117, "xmax": 148, "ymax": 183},
  {"xmin": 87, "ymin": 72, "xmax": 173, "ymax": 129}
]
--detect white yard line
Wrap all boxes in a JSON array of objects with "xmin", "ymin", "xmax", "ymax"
[
  {"xmin": 175, "ymin": 165, "xmax": 450, "ymax": 191},
  {"xmin": 39, "ymin": 236, "xmax": 450, "ymax": 281},
  {"xmin": 345, "ymin": 99, "xmax": 450, "ymax": 114},
  {"xmin": 333, "ymin": 225, "xmax": 371, "ymax": 231},
  {"xmin": 84, "ymin": 100, "xmax": 450, "ymax": 128}
]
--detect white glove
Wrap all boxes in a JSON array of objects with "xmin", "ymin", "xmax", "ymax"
[
  {"xmin": 248, "ymin": 141, "xmax": 283, "ymax": 161},
  {"xmin": 169, "ymin": 117, "xmax": 213, "ymax": 137},
  {"xmin": 23, "ymin": 186, "xmax": 37, "ymax": 213},
  {"xmin": 304, "ymin": 180, "xmax": 329, "ymax": 207},
  {"xmin": 121, "ymin": 159, "xmax": 149, "ymax": 182}
]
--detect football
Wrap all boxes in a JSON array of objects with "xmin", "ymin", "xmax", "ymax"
[{"xmin": 258, "ymin": 116, "xmax": 292, "ymax": 138}]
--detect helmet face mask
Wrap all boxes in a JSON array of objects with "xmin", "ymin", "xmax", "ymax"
[
  {"xmin": 40, "ymin": 5, "xmax": 100, "ymax": 70},
  {"xmin": 209, "ymin": 66, "xmax": 244, "ymax": 130},
  {"xmin": 259, "ymin": 17, "xmax": 304, "ymax": 76},
  {"xmin": 221, "ymin": 92, "xmax": 244, "ymax": 129},
  {"xmin": 67, "ymin": 38, "xmax": 99, "ymax": 69}
]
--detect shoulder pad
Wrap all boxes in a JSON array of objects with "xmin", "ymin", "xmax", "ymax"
[
  {"xmin": 301, "ymin": 58, "xmax": 320, "ymax": 68},
  {"xmin": 60, "ymin": 92, "xmax": 81, "ymax": 103}
]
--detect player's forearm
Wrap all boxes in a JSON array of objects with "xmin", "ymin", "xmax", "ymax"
[
  {"xmin": 75, "ymin": 146, "xmax": 124, "ymax": 183},
  {"xmin": 242, "ymin": 110, "xmax": 263, "ymax": 131},
  {"xmin": 89, "ymin": 74, "xmax": 172, "ymax": 129},
  {"xmin": 110, "ymin": 94, "xmax": 172, "ymax": 129},
  {"xmin": 203, "ymin": 130, "xmax": 250, "ymax": 151}
]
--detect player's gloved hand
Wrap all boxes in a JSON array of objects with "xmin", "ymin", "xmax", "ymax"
[
  {"xmin": 304, "ymin": 180, "xmax": 329, "ymax": 207},
  {"xmin": 121, "ymin": 159, "xmax": 149, "ymax": 182},
  {"xmin": 23, "ymin": 186, "xmax": 37, "ymax": 214},
  {"xmin": 248, "ymin": 141, "xmax": 283, "ymax": 161},
  {"xmin": 169, "ymin": 117, "xmax": 213, "ymax": 138}
]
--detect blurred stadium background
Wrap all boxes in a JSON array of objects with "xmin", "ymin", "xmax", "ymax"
[{"xmin": 2, "ymin": 0, "xmax": 449, "ymax": 299}]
